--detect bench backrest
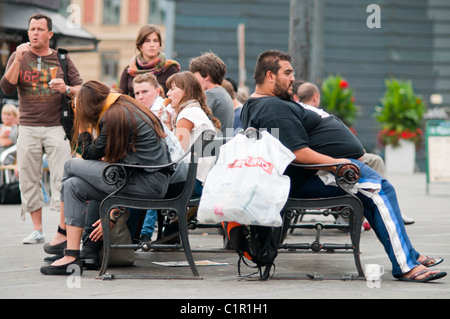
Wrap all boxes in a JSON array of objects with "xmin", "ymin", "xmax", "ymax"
[{"xmin": 175, "ymin": 129, "xmax": 217, "ymax": 201}]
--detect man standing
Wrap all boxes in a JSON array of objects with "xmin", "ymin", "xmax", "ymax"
[
  {"xmin": 240, "ymin": 50, "xmax": 445, "ymax": 282},
  {"xmin": 189, "ymin": 52, "xmax": 234, "ymax": 137},
  {"xmin": 1, "ymin": 14, "xmax": 83, "ymax": 244}
]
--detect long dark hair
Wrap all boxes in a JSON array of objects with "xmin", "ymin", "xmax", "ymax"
[{"xmin": 74, "ymin": 80, "xmax": 166, "ymax": 163}]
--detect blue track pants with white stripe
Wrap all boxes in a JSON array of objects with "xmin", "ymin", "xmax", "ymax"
[{"xmin": 294, "ymin": 159, "xmax": 421, "ymax": 277}]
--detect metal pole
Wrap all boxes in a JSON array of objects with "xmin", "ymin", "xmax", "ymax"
[
  {"xmin": 289, "ymin": 0, "xmax": 311, "ymax": 81},
  {"xmin": 237, "ymin": 23, "xmax": 246, "ymax": 89},
  {"xmin": 165, "ymin": 0, "xmax": 176, "ymax": 59}
]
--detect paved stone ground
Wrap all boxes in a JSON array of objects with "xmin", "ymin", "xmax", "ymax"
[{"xmin": 0, "ymin": 172, "xmax": 449, "ymax": 302}]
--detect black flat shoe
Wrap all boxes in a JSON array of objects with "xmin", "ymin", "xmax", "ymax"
[
  {"xmin": 40, "ymin": 249, "xmax": 83, "ymax": 276},
  {"xmin": 43, "ymin": 241, "xmax": 67, "ymax": 255},
  {"xmin": 43, "ymin": 226, "xmax": 67, "ymax": 255},
  {"xmin": 43, "ymin": 255, "xmax": 64, "ymax": 263}
]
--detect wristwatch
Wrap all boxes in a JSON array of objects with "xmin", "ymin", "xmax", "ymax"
[{"xmin": 65, "ymin": 85, "xmax": 71, "ymax": 95}]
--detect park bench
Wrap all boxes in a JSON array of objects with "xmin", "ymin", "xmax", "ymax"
[
  {"xmin": 237, "ymin": 128, "xmax": 365, "ymax": 279},
  {"xmin": 98, "ymin": 130, "xmax": 217, "ymax": 279},
  {"xmin": 278, "ymin": 162, "xmax": 365, "ymax": 279},
  {"xmin": 97, "ymin": 128, "xmax": 365, "ymax": 280}
]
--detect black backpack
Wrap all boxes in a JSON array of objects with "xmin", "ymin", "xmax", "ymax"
[
  {"xmin": 0, "ymin": 181, "xmax": 21, "ymax": 204},
  {"xmin": 57, "ymin": 48, "xmax": 75, "ymax": 141},
  {"xmin": 225, "ymin": 222, "xmax": 279, "ymax": 281}
]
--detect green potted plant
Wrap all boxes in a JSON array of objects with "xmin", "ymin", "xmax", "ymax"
[
  {"xmin": 374, "ymin": 78, "xmax": 426, "ymax": 173},
  {"xmin": 375, "ymin": 78, "xmax": 425, "ymax": 147},
  {"xmin": 320, "ymin": 75, "xmax": 358, "ymax": 128}
]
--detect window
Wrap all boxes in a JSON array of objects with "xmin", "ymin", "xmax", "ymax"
[
  {"xmin": 103, "ymin": 0, "xmax": 121, "ymax": 25},
  {"xmin": 148, "ymin": 0, "xmax": 167, "ymax": 24},
  {"xmin": 101, "ymin": 52, "xmax": 119, "ymax": 87}
]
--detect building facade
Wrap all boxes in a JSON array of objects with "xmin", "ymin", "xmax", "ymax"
[
  {"xmin": 3, "ymin": 0, "xmax": 450, "ymax": 170},
  {"xmin": 172, "ymin": 0, "xmax": 450, "ymax": 170}
]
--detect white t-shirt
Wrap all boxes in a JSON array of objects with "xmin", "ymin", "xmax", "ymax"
[
  {"xmin": 176, "ymin": 102, "xmax": 216, "ymax": 183},
  {"xmin": 298, "ymin": 102, "xmax": 330, "ymax": 118}
]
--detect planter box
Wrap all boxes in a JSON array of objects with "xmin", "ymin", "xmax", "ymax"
[{"xmin": 385, "ymin": 139, "xmax": 416, "ymax": 173}]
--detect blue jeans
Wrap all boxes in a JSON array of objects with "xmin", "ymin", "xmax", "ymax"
[
  {"xmin": 141, "ymin": 209, "xmax": 157, "ymax": 238},
  {"xmin": 126, "ymin": 208, "xmax": 156, "ymax": 239}
]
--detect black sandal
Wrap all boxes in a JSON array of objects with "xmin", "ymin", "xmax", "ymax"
[
  {"xmin": 43, "ymin": 226, "xmax": 67, "ymax": 255},
  {"xmin": 40, "ymin": 249, "xmax": 83, "ymax": 276}
]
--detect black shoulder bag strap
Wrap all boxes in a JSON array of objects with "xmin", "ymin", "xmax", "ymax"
[
  {"xmin": 57, "ymin": 48, "xmax": 69, "ymax": 85},
  {"xmin": 57, "ymin": 48, "xmax": 74, "ymax": 141}
]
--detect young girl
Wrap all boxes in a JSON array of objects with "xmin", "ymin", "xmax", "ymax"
[
  {"xmin": 41, "ymin": 81, "xmax": 171, "ymax": 275},
  {"xmin": 165, "ymin": 71, "xmax": 220, "ymax": 193}
]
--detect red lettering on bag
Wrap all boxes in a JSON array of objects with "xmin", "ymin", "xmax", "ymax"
[
  {"xmin": 228, "ymin": 156, "xmax": 274, "ymax": 174},
  {"xmin": 214, "ymin": 205, "xmax": 224, "ymax": 216}
]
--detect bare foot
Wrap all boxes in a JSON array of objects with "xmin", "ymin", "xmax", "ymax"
[
  {"xmin": 418, "ymin": 255, "xmax": 443, "ymax": 267},
  {"xmin": 51, "ymin": 256, "xmax": 76, "ymax": 266},
  {"xmin": 50, "ymin": 231, "xmax": 66, "ymax": 246}
]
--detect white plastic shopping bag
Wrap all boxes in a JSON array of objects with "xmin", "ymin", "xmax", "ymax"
[{"xmin": 198, "ymin": 130, "xmax": 295, "ymax": 227}]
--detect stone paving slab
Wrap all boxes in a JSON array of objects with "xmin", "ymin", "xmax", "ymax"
[{"xmin": 0, "ymin": 173, "xmax": 449, "ymax": 301}]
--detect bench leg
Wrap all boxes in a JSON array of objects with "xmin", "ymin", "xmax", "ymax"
[
  {"xmin": 156, "ymin": 210, "xmax": 164, "ymax": 240},
  {"xmin": 98, "ymin": 204, "xmax": 111, "ymax": 277},
  {"xmin": 350, "ymin": 207, "xmax": 365, "ymax": 278},
  {"xmin": 177, "ymin": 209, "xmax": 200, "ymax": 277},
  {"xmin": 278, "ymin": 210, "xmax": 292, "ymax": 246}
]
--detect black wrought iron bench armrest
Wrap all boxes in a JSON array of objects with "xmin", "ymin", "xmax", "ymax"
[
  {"xmin": 288, "ymin": 162, "xmax": 361, "ymax": 195},
  {"xmin": 102, "ymin": 150, "xmax": 188, "ymax": 196}
]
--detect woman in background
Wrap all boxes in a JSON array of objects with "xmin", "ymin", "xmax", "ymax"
[{"xmin": 119, "ymin": 24, "xmax": 180, "ymax": 96}]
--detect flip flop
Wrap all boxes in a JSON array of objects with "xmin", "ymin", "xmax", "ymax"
[
  {"xmin": 421, "ymin": 257, "xmax": 444, "ymax": 268},
  {"xmin": 398, "ymin": 269, "xmax": 447, "ymax": 283}
]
